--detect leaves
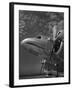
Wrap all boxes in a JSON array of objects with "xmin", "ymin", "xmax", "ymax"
[{"xmin": 19, "ymin": 10, "xmax": 64, "ymax": 40}]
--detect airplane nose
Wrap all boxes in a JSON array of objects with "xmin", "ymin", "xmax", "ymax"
[
  {"xmin": 21, "ymin": 38, "xmax": 41, "ymax": 50},
  {"xmin": 21, "ymin": 37, "xmax": 44, "ymax": 48},
  {"xmin": 21, "ymin": 36, "xmax": 54, "ymax": 57},
  {"xmin": 21, "ymin": 38, "xmax": 44, "ymax": 56},
  {"xmin": 21, "ymin": 38, "xmax": 33, "ymax": 45},
  {"xmin": 21, "ymin": 38, "xmax": 32, "ymax": 49}
]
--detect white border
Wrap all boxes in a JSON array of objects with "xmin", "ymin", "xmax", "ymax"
[{"xmin": 14, "ymin": 4, "xmax": 69, "ymax": 86}]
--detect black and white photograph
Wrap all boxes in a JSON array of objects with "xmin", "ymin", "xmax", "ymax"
[
  {"xmin": 9, "ymin": 2, "xmax": 70, "ymax": 87},
  {"xmin": 19, "ymin": 10, "xmax": 64, "ymax": 79}
]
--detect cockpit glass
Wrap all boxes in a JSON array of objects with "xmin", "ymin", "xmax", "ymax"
[{"xmin": 36, "ymin": 35, "xmax": 42, "ymax": 39}]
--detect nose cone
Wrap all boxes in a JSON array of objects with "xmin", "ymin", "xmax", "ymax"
[
  {"xmin": 21, "ymin": 38, "xmax": 44, "ymax": 56},
  {"xmin": 21, "ymin": 36, "xmax": 53, "ymax": 56},
  {"xmin": 21, "ymin": 38, "xmax": 34, "ymax": 46}
]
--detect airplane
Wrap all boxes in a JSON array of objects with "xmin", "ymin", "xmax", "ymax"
[{"xmin": 21, "ymin": 25, "xmax": 64, "ymax": 77}]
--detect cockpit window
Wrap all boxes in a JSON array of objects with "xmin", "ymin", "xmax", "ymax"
[{"xmin": 36, "ymin": 35, "xmax": 42, "ymax": 39}]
